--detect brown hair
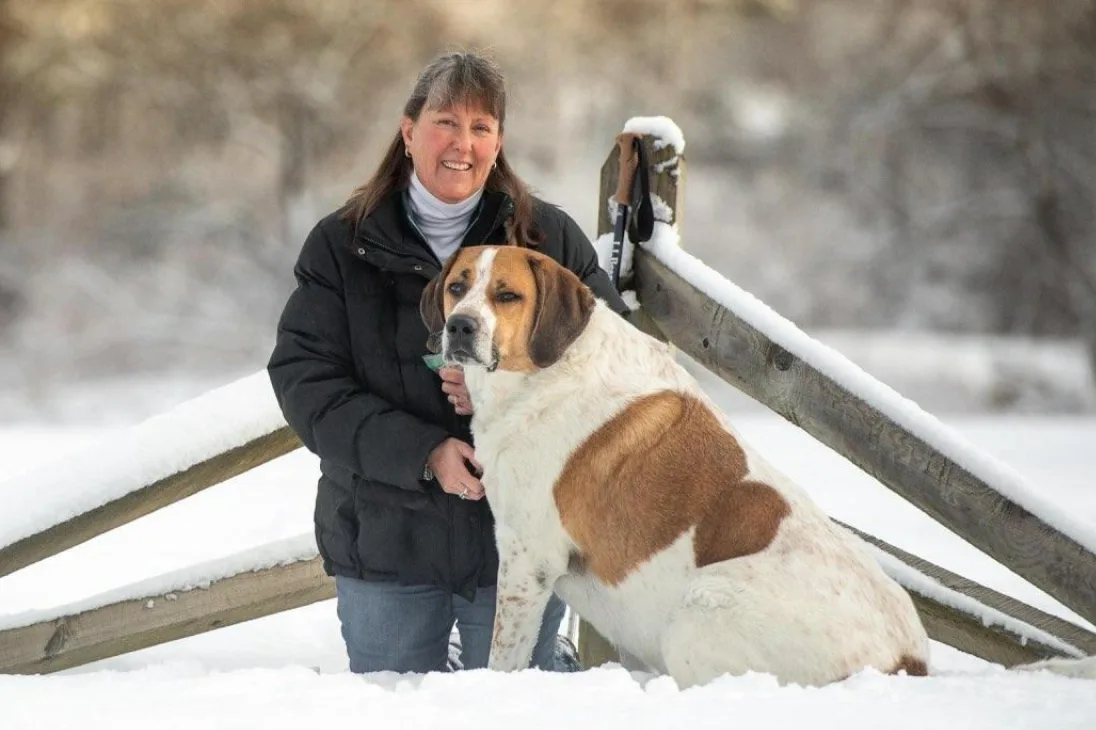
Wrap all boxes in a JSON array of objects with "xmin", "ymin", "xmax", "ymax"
[{"xmin": 342, "ymin": 51, "xmax": 541, "ymax": 247}]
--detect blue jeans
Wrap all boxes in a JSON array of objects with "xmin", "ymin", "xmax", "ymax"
[{"xmin": 335, "ymin": 576, "xmax": 567, "ymax": 674}]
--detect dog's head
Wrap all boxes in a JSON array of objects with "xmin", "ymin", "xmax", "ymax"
[{"xmin": 420, "ymin": 246, "xmax": 596, "ymax": 373}]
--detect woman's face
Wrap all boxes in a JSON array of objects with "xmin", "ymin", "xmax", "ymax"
[{"xmin": 401, "ymin": 103, "xmax": 503, "ymax": 204}]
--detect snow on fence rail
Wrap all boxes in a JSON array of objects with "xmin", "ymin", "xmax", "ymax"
[
  {"xmin": 0, "ymin": 537, "xmax": 329, "ymax": 674},
  {"xmin": 0, "ymin": 372, "xmax": 300, "ymax": 580},
  {"xmin": 1, "ymin": 118, "xmax": 1094, "ymax": 676}
]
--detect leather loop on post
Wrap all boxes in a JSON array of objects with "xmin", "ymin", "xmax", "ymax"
[{"xmin": 614, "ymin": 132, "xmax": 641, "ymax": 205}]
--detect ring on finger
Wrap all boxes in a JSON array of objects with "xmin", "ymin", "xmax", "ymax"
[{"xmin": 459, "ymin": 485, "xmax": 469, "ymax": 499}]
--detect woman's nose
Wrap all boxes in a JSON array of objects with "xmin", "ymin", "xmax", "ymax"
[{"xmin": 451, "ymin": 126, "xmax": 472, "ymax": 151}]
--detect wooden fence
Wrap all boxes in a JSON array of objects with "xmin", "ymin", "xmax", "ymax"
[{"xmin": 2, "ymin": 121, "xmax": 1095, "ymax": 676}]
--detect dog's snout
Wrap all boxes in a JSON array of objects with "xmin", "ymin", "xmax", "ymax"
[{"xmin": 446, "ymin": 314, "xmax": 478, "ymax": 348}]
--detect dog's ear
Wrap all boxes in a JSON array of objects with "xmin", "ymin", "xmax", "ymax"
[
  {"xmin": 420, "ymin": 256, "xmax": 459, "ymax": 348},
  {"xmin": 527, "ymin": 254, "xmax": 596, "ymax": 368}
]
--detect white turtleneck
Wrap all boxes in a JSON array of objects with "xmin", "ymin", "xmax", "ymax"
[{"xmin": 406, "ymin": 171, "xmax": 483, "ymax": 265}]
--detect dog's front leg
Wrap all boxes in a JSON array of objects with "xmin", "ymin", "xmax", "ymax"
[{"xmin": 488, "ymin": 530, "xmax": 559, "ymax": 672}]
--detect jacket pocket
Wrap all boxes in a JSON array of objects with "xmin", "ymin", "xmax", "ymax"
[{"xmin": 354, "ymin": 475, "xmax": 434, "ymax": 512}]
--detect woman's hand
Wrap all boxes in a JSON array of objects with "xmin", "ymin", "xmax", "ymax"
[
  {"xmin": 440, "ymin": 367, "xmax": 473, "ymax": 415},
  {"xmin": 427, "ymin": 437, "xmax": 485, "ymax": 500}
]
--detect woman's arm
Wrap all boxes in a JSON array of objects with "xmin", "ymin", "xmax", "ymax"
[{"xmin": 267, "ymin": 220, "xmax": 449, "ymax": 491}]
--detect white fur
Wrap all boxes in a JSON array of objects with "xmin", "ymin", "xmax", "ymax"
[
  {"xmin": 444, "ymin": 247, "xmax": 499, "ymax": 370},
  {"xmin": 447, "ymin": 255, "xmax": 1095, "ymax": 687}
]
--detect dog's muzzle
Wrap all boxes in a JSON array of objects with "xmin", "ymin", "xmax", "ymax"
[
  {"xmin": 444, "ymin": 313, "xmax": 478, "ymax": 359},
  {"xmin": 443, "ymin": 313, "xmax": 499, "ymax": 371}
]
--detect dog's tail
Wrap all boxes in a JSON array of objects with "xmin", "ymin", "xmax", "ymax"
[{"xmin": 1012, "ymin": 655, "xmax": 1096, "ymax": 680}]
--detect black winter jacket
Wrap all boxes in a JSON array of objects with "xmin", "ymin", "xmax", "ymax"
[{"xmin": 267, "ymin": 189, "xmax": 628, "ymax": 601}]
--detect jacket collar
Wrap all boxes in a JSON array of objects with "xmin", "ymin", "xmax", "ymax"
[{"xmin": 353, "ymin": 188, "xmax": 514, "ymax": 276}]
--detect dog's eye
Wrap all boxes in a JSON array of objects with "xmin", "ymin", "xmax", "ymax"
[
  {"xmin": 447, "ymin": 282, "xmax": 467, "ymax": 297},
  {"xmin": 495, "ymin": 291, "xmax": 522, "ymax": 303}
]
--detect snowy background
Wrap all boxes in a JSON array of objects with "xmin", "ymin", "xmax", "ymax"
[
  {"xmin": 2, "ymin": 0, "xmax": 1096, "ymax": 420},
  {"xmin": 3, "ymin": 2, "xmax": 1096, "ymax": 728}
]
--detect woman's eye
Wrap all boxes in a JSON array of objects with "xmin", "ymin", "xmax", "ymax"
[{"xmin": 496, "ymin": 291, "xmax": 521, "ymax": 303}]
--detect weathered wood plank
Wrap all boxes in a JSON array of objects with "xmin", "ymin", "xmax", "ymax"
[
  {"xmin": 577, "ymin": 622, "xmax": 620, "ymax": 669},
  {"xmin": 912, "ymin": 594, "xmax": 1065, "ymax": 668},
  {"xmin": 0, "ymin": 427, "xmax": 302, "ymax": 580},
  {"xmin": 0, "ymin": 556, "xmax": 333, "ymax": 675},
  {"xmin": 836, "ymin": 520, "xmax": 1096, "ymax": 664},
  {"xmin": 632, "ymin": 249, "xmax": 1096, "ymax": 627}
]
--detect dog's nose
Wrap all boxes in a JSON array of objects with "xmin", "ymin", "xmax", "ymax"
[{"xmin": 446, "ymin": 314, "xmax": 478, "ymax": 349}]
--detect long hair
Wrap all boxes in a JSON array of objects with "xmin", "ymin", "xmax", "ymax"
[{"xmin": 342, "ymin": 51, "xmax": 542, "ymax": 247}]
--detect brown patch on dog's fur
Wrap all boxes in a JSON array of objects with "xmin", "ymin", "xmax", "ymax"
[
  {"xmin": 480, "ymin": 248, "xmax": 540, "ymax": 372},
  {"xmin": 554, "ymin": 391, "xmax": 790, "ymax": 585},
  {"xmin": 694, "ymin": 479, "xmax": 792, "ymax": 567},
  {"xmin": 888, "ymin": 655, "xmax": 929, "ymax": 677},
  {"xmin": 524, "ymin": 253, "xmax": 594, "ymax": 368}
]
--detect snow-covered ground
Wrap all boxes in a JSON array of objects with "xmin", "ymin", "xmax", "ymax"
[{"xmin": 1, "ymin": 400, "xmax": 1095, "ymax": 729}]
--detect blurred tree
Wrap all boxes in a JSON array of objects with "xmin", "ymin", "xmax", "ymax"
[
  {"xmin": 0, "ymin": 0, "xmax": 17, "ymax": 231},
  {"xmin": 820, "ymin": 0, "xmax": 1096, "ymax": 372},
  {"xmin": 3, "ymin": 0, "xmax": 1095, "ymax": 399}
]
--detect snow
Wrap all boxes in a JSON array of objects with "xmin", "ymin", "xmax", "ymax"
[
  {"xmin": 2, "ymin": 415, "xmax": 1096, "ymax": 729},
  {"xmin": 0, "ymin": 371, "xmax": 286, "ymax": 551},
  {"xmin": 622, "ymin": 116, "xmax": 686, "ymax": 155},
  {"xmin": 866, "ymin": 546, "xmax": 1084, "ymax": 657},
  {"xmin": 4, "ymin": 662, "xmax": 1096, "ymax": 730},
  {"xmin": 0, "ymin": 534, "xmax": 319, "ymax": 632}
]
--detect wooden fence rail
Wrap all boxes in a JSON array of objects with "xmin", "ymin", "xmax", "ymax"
[
  {"xmin": 3, "ymin": 522, "xmax": 1091, "ymax": 675},
  {"xmin": 632, "ymin": 249, "xmax": 1096, "ymax": 628},
  {"xmin": 0, "ymin": 427, "xmax": 301, "ymax": 580},
  {"xmin": 0, "ymin": 555, "xmax": 331, "ymax": 675}
]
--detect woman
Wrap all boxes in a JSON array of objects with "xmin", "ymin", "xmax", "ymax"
[{"xmin": 267, "ymin": 51, "xmax": 629, "ymax": 674}]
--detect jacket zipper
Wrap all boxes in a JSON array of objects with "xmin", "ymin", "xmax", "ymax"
[{"xmin": 357, "ymin": 231, "xmax": 464, "ymax": 594}]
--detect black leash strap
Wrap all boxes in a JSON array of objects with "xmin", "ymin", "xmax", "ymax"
[{"xmin": 609, "ymin": 133, "xmax": 654, "ymax": 289}]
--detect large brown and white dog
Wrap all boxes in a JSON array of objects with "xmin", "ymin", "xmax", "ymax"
[{"xmin": 420, "ymin": 245, "xmax": 1093, "ymax": 687}]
